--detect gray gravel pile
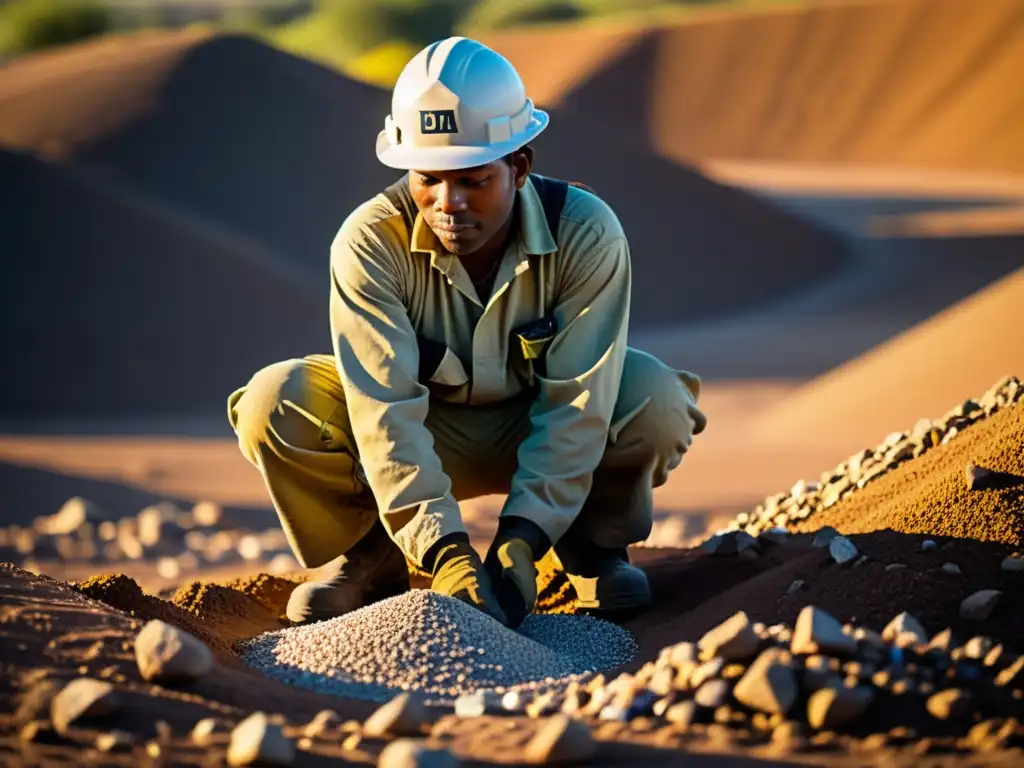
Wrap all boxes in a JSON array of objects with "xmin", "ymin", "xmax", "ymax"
[
  {"xmin": 239, "ymin": 590, "xmax": 637, "ymax": 703},
  {"xmin": 724, "ymin": 375, "xmax": 1023, "ymax": 539}
]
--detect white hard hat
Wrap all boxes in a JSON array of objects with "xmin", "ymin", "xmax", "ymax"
[{"xmin": 375, "ymin": 37, "xmax": 549, "ymax": 171}]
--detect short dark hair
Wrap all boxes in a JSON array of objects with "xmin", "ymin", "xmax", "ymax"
[{"xmin": 503, "ymin": 144, "xmax": 533, "ymax": 165}]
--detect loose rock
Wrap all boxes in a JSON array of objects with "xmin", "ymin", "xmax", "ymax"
[
  {"xmin": 1000, "ymin": 555, "xmax": 1024, "ymax": 573},
  {"xmin": 50, "ymin": 678, "xmax": 120, "ymax": 736},
  {"xmin": 135, "ymin": 619, "xmax": 213, "ymax": 685},
  {"xmin": 807, "ymin": 686, "xmax": 874, "ymax": 729},
  {"xmin": 965, "ymin": 462, "xmax": 996, "ymax": 491},
  {"xmin": 523, "ymin": 714, "xmax": 597, "ymax": 764},
  {"xmin": 192, "ymin": 717, "xmax": 229, "ymax": 746},
  {"xmin": 881, "ymin": 613, "xmax": 928, "ymax": 645},
  {"xmin": 927, "ymin": 628, "xmax": 957, "ymax": 652},
  {"xmin": 191, "ymin": 501, "xmax": 223, "ymax": 527},
  {"xmin": 921, "ymin": 540, "xmax": 937, "ymax": 552},
  {"xmin": 454, "ymin": 690, "xmax": 501, "ymax": 718},
  {"xmin": 695, "ymin": 679, "xmax": 731, "ymax": 709},
  {"xmin": 378, "ymin": 739, "xmax": 461, "ymax": 768},
  {"xmin": 733, "ymin": 649, "xmax": 797, "ymax": 715},
  {"xmin": 96, "ymin": 731, "xmax": 134, "ymax": 752},
  {"xmin": 665, "ymin": 701, "xmax": 697, "ymax": 730},
  {"xmin": 701, "ymin": 531, "xmax": 761, "ymax": 557},
  {"xmin": 960, "ymin": 590, "xmax": 1001, "ymax": 621},
  {"xmin": 227, "ymin": 712, "xmax": 295, "ymax": 766},
  {"xmin": 926, "ymin": 689, "xmax": 973, "ymax": 721},
  {"xmin": 36, "ymin": 497, "xmax": 106, "ymax": 535},
  {"xmin": 812, "ymin": 527, "xmax": 840, "ymax": 548},
  {"xmin": 698, "ymin": 611, "xmax": 761, "ymax": 661},
  {"xmin": 690, "ymin": 657, "xmax": 725, "ymax": 690},
  {"xmin": 364, "ymin": 694, "xmax": 432, "ymax": 737},
  {"xmin": 828, "ymin": 536, "xmax": 859, "ymax": 565},
  {"xmin": 995, "ymin": 656, "xmax": 1023, "ymax": 687},
  {"xmin": 791, "ymin": 606, "xmax": 856, "ymax": 657},
  {"xmin": 942, "ymin": 562, "xmax": 962, "ymax": 575},
  {"xmin": 303, "ymin": 710, "xmax": 341, "ymax": 739}
]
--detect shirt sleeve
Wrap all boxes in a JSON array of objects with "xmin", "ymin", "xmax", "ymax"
[
  {"xmin": 500, "ymin": 225, "xmax": 631, "ymax": 545},
  {"xmin": 329, "ymin": 219, "xmax": 464, "ymax": 567}
]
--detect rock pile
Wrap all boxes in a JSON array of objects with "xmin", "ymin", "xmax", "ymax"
[
  {"xmin": 2, "ymin": 498, "xmax": 299, "ymax": 578},
  {"xmin": 726, "ymin": 375, "xmax": 1023, "ymax": 539},
  {"xmin": 239, "ymin": 590, "xmax": 636, "ymax": 703},
  {"xmin": 482, "ymin": 606, "xmax": 1022, "ymax": 752}
]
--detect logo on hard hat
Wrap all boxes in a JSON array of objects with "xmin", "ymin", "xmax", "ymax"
[{"xmin": 420, "ymin": 109, "xmax": 458, "ymax": 135}]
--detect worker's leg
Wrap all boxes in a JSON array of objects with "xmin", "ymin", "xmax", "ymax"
[
  {"xmin": 227, "ymin": 354, "xmax": 379, "ymax": 569},
  {"xmin": 555, "ymin": 347, "xmax": 707, "ymax": 611},
  {"xmin": 227, "ymin": 354, "xmax": 516, "ymax": 622},
  {"xmin": 228, "ymin": 354, "xmax": 412, "ymax": 623}
]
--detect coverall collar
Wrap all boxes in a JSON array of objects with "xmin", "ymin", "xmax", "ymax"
[{"xmin": 409, "ymin": 177, "xmax": 558, "ymax": 261}]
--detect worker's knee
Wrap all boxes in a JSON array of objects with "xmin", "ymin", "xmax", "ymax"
[
  {"xmin": 606, "ymin": 349, "xmax": 706, "ymax": 484},
  {"xmin": 227, "ymin": 356, "xmax": 338, "ymax": 463}
]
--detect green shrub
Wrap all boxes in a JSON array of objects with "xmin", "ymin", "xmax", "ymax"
[
  {"xmin": 461, "ymin": 0, "xmax": 583, "ymax": 31},
  {"xmin": 0, "ymin": 0, "xmax": 113, "ymax": 56}
]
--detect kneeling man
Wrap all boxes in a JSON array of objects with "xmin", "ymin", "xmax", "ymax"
[{"xmin": 228, "ymin": 36, "xmax": 707, "ymax": 627}]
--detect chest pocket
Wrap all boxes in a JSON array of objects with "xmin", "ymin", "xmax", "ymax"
[{"xmin": 511, "ymin": 315, "xmax": 558, "ymax": 380}]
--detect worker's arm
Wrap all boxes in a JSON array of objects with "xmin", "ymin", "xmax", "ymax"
[
  {"xmin": 500, "ymin": 216, "xmax": 631, "ymax": 550},
  {"xmin": 329, "ymin": 220, "xmax": 464, "ymax": 568}
]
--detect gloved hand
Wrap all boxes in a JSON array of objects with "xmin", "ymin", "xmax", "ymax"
[
  {"xmin": 430, "ymin": 537, "xmax": 508, "ymax": 626},
  {"xmin": 484, "ymin": 517, "xmax": 550, "ymax": 628}
]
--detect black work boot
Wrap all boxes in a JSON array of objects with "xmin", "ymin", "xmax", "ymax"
[
  {"xmin": 554, "ymin": 535, "xmax": 652, "ymax": 616},
  {"xmin": 286, "ymin": 523, "xmax": 410, "ymax": 625}
]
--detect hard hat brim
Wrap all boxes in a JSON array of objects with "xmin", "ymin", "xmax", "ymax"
[{"xmin": 375, "ymin": 110, "xmax": 549, "ymax": 172}]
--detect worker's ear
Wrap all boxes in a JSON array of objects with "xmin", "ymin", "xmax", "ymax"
[{"xmin": 511, "ymin": 145, "xmax": 534, "ymax": 189}]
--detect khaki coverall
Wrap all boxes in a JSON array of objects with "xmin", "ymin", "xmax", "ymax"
[{"xmin": 228, "ymin": 179, "xmax": 707, "ymax": 570}]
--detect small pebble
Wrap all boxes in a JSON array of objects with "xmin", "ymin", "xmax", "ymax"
[
  {"xmin": 523, "ymin": 714, "xmax": 596, "ymax": 764},
  {"xmin": 226, "ymin": 712, "xmax": 295, "ymax": 766},
  {"xmin": 364, "ymin": 694, "xmax": 431, "ymax": 737},
  {"xmin": 960, "ymin": 590, "xmax": 1001, "ymax": 621},
  {"xmin": 829, "ymin": 536, "xmax": 859, "ymax": 565},
  {"xmin": 50, "ymin": 678, "xmax": 120, "ymax": 736},
  {"xmin": 378, "ymin": 739, "xmax": 460, "ymax": 768},
  {"xmin": 134, "ymin": 619, "xmax": 213, "ymax": 685},
  {"xmin": 1000, "ymin": 555, "xmax": 1024, "ymax": 573}
]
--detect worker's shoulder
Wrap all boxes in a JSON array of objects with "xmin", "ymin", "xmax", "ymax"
[
  {"xmin": 330, "ymin": 192, "xmax": 409, "ymax": 259},
  {"xmin": 556, "ymin": 183, "xmax": 626, "ymax": 251}
]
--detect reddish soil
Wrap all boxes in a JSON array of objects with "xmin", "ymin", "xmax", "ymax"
[{"xmin": 791, "ymin": 401, "xmax": 1024, "ymax": 545}]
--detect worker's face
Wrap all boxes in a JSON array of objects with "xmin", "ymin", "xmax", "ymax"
[{"xmin": 410, "ymin": 150, "xmax": 533, "ymax": 256}]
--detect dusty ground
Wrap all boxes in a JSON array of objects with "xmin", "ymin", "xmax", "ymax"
[
  {"xmin": 2, "ymin": 2, "xmax": 1023, "ymax": 764},
  {"xmin": 2, "ymin": 383, "xmax": 1023, "ymax": 766}
]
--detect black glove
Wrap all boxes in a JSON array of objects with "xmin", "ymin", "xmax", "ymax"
[
  {"xmin": 484, "ymin": 517, "xmax": 550, "ymax": 628},
  {"xmin": 428, "ymin": 534, "xmax": 508, "ymax": 626}
]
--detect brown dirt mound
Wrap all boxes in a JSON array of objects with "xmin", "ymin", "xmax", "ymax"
[
  {"xmin": 0, "ymin": 31, "xmax": 393, "ymax": 276},
  {"xmin": 752, "ymin": 268, "xmax": 1024, "ymax": 455},
  {"xmin": 72, "ymin": 572, "xmax": 236, "ymax": 658},
  {"xmin": 221, "ymin": 573, "xmax": 301, "ymax": 619},
  {"xmin": 0, "ymin": 148, "xmax": 323, "ymax": 419},
  {"xmin": 792, "ymin": 403, "xmax": 1024, "ymax": 544},
  {"xmin": 170, "ymin": 580, "xmax": 286, "ymax": 648},
  {"xmin": 0, "ymin": 30, "xmax": 845, "ymax": 338},
  {"xmin": 482, "ymin": 0, "xmax": 1024, "ymax": 174}
]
